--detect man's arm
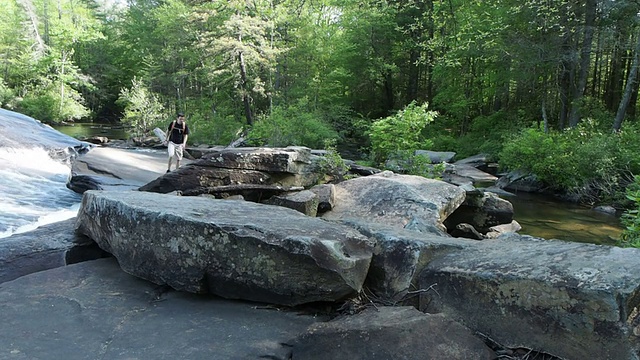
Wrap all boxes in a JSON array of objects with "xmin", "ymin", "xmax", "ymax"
[
  {"xmin": 165, "ymin": 122, "xmax": 173, "ymax": 143},
  {"xmin": 183, "ymin": 124, "xmax": 189, "ymax": 146}
]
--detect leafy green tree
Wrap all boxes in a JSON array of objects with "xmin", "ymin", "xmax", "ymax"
[
  {"xmin": 193, "ymin": 0, "xmax": 282, "ymax": 126},
  {"xmin": 117, "ymin": 77, "xmax": 165, "ymax": 138}
]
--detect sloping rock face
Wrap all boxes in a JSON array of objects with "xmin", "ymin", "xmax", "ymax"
[
  {"xmin": 321, "ymin": 171, "xmax": 466, "ymax": 236},
  {"xmin": 419, "ymin": 234, "xmax": 640, "ymax": 360},
  {"xmin": 0, "ymin": 108, "xmax": 84, "ymax": 152},
  {"xmin": 75, "ymin": 190, "xmax": 374, "ymax": 306},
  {"xmin": 0, "ymin": 258, "xmax": 324, "ymax": 360},
  {"xmin": 288, "ymin": 306, "xmax": 495, "ymax": 360}
]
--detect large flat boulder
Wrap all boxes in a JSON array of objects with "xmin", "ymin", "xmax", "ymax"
[
  {"xmin": 321, "ymin": 171, "xmax": 466, "ymax": 236},
  {"xmin": 344, "ymin": 222, "xmax": 475, "ymax": 303},
  {"xmin": 0, "ymin": 258, "xmax": 323, "ymax": 360},
  {"xmin": 419, "ymin": 234, "xmax": 640, "ymax": 360},
  {"xmin": 75, "ymin": 190, "xmax": 374, "ymax": 306},
  {"xmin": 139, "ymin": 166, "xmax": 273, "ymax": 194}
]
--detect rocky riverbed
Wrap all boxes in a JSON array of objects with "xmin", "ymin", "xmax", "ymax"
[{"xmin": 2, "ymin": 143, "xmax": 639, "ymax": 360}]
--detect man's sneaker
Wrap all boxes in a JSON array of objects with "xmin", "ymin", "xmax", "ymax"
[{"xmin": 166, "ymin": 169, "xmax": 170, "ymax": 173}]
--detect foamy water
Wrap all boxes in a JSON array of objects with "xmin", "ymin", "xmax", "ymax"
[
  {"xmin": 0, "ymin": 109, "xmax": 87, "ymax": 239},
  {"xmin": 0, "ymin": 147, "xmax": 82, "ymax": 238}
]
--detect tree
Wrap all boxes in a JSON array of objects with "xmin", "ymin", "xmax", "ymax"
[
  {"xmin": 193, "ymin": 0, "xmax": 281, "ymax": 126},
  {"xmin": 614, "ymin": 16, "xmax": 640, "ymax": 132},
  {"xmin": 118, "ymin": 77, "xmax": 165, "ymax": 137}
]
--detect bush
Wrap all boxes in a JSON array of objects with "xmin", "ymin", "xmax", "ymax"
[
  {"xmin": 246, "ymin": 98, "xmax": 339, "ymax": 149},
  {"xmin": 368, "ymin": 102, "xmax": 437, "ymax": 164},
  {"xmin": 499, "ymin": 119, "xmax": 640, "ymax": 204},
  {"xmin": 454, "ymin": 111, "xmax": 524, "ymax": 159},
  {"xmin": 187, "ymin": 114, "xmax": 244, "ymax": 146},
  {"xmin": 618, "ymin": 176, "xmax": 640, "ymax": 248},
  {"xmin": 317, "ymin": 139, "xmax": 350, "ymax": 182},
  {"xmin": 0, "ymin": 78, "xmax": 15, "ymax": 108}
]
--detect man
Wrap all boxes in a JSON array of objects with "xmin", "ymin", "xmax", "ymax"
[{"xmin": 165, "ymin": 112, "xmax": 190, "ymax": 172}]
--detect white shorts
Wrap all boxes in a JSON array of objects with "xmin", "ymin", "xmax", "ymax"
[{"xmin": 168, "ymin": 141, "xmax": 184, "ymax": 160}]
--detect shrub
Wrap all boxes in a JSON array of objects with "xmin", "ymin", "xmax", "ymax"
[
  {"xmin": 368, "ymin": 102, "xmax": 437, "ymax": 164},
  {"xmin": 246, "ymin": 98, "xmax": 339, "ymax": 149},
  {"xmin": 618, "ymin": 176, "xmax": 640, "ymax": 248},
  {"xmin": 499, "ymin": 119, "xmax": 640, "ymax": 204},
  {"xmin": 0, "ymin": 78, "xmax": 15, "ymax": 108},
  {"xmin": 317, "ymin": 139, "xmax": 350, "ymax": 182},
  {"xmin": 19, "ymin": 84, "xmax": 89, "ymax": 123}
]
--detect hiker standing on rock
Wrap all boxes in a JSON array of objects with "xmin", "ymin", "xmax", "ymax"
[{"xmin": 164, "ymin": 112, "xmax": 190, "ymax": 173}]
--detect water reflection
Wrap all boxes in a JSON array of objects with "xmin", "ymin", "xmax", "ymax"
[
  {"xmin": 504, "ymin": 192, "xmax": 623, "ymax": 245},
  {"xmin": 52, "ymin": 123, "xmax": 129, "ymax": 140}
]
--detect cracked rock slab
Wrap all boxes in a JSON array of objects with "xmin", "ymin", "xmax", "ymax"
[{"xmin": 75, "ymin": 190, "xmax": 374, "ymax": 306}]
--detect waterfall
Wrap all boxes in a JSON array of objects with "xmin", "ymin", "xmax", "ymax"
[{"xmin": 0, "ymin": 109, "xmax": 89, "ymax": 238}]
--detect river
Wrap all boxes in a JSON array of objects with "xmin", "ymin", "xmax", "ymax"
[
  {"xmin": 506, "ymin": 192, "xmax": 622, "ymax": 245},
  {"xmin": 0, "ymin": 114, "xmax": 625, "ymax": 244}
]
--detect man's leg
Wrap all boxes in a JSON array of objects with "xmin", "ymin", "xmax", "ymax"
[
  {"xmin": 167, "ymin": 142, "xmax": 175, "ymax": 172},
  {"xmin": 175, "ymin": 144, "xmax": 184, "ymax": 170}
]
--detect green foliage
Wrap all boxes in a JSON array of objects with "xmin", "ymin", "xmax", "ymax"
[
  {"xmin": 317, "ymin": 139, "xmax": 350, "ymax": 183},
  {"xmin": 369, "ymin": 102, "xmax": 437, "ymax": 164},
  {"xmin": 404, "ymin": 154, "xmax": 446, "ymax": 180},
  {"xmin": 19, "ymin": 82, "xmax": 90, "ymax": 123},
  {"xmin": 188, "ymin": 114, "xmax": 244, "ymax": 146},
  {"xmin": 117, "ymin": 78, "xmax": 165, "ymax": 138},
  {"xmin": 0, "ymin": 78, "xmax": 16, "ymax": 108},
  {"xmin": 455, "ymin": 111, "xmax": 525, "ymax": 159},
  {"xmin": 618, "ymin": 176, "xmax": 640, "ymax": 248},
  {"xmin": 499, "ymin": 120, "xmax": 640, "ymax": 204},
  {"xmin": 246, "ymin": 98, "xmax": 339, "ymax": 149}
]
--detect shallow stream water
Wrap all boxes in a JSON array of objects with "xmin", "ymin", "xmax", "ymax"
[
  {"xmin": 505, "ymin": 192, "xmax": 622, "ymax": 245},
  {"xmin": 52, "ymin": 122, "xmax": 129, "ymax": 140}
]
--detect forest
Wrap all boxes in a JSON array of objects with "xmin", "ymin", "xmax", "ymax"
[{"xmin": 2, "ymin": 0, "xmax": 640, "ymax": 244}]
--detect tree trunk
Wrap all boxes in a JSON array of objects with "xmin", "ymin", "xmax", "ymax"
[
  {"xmin": 406, "ymin": 49, "xmax": 419, "ymax": 103},
  {"xmin": 383, "ymin": 69, "xmax": 394, "ymax": 113},
  {"xmin": 628, "ymin": 70, "xmax": 640, "ymax": 119},
  {"xmin": 237, "ymin": 33, "xmax": 253, "ymax": 126},
  {"xmin": 59, "ymin": 51, "xmax": 66, "ymax": 117},
  {"xmin": 613, "ymin": 24, "xmax": 640, "ymax": 131},
  {"xmin": 568, "ymin": 0, "xmax": 596, "ymax": 128},
  {"xmin": 16, "ymin": 0, "xmax": 46, "ymax": 57},
  {"xmin": 605, "ymin": 31, "xmax": 626, "ymax": 111}
]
